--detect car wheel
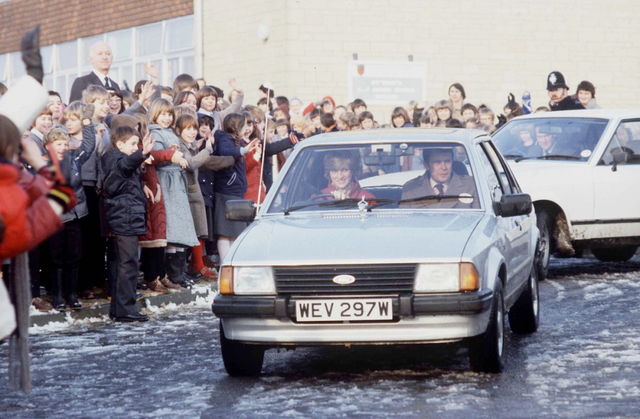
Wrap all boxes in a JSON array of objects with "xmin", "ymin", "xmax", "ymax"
[
  {"xmin": 220, "ymin": 323, "xmax": 265, "ymax": 376},
  {"xmin": 591, "ymin": 246, "xmax": 638, "ymax": 263},
  {"xmin": 536, "ymin": 210, "xmax": 552, "ymax": 281},
  {"xmin": 509, "ymin": 262, "xmax": 540, "ymax": 334},
  {"xmin": 469, "ymin": 280, "xmax": 505, "ymax": 373}
]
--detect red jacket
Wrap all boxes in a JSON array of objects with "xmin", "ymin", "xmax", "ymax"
[
  {"xmin": 138, "ymin": 149, "xmax": 176, "ymax": 248},
  {"xmin": 0, "ymin": 162, "xmax": 62, "ymax": 260},
  {"xmin": 244, "ymin": 152, "xmax": 266, "ymax": 205},
  {"xmin": 320, "ymin": 180, "xmax": 375, "ymax": 200}
]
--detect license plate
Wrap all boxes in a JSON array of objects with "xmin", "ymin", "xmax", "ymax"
[{"xmin": 295, "ymin": 298, "xmax": 393, "ymax": 322}]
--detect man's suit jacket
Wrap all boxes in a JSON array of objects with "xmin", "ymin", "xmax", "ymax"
[
  {"xmin": 69, "ymin": 72, "xmax": 120, "ymax": 103},
  {"xmin": 401, "ymin": 171, "xmax": 479, "ymax": 209}
]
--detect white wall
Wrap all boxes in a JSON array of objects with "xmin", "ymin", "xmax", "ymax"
[{"xmin": 203, "ymin": 0, "xmax": 640, "ymax": 122}]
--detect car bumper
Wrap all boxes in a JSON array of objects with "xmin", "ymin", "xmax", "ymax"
[{"xmin": 212, "ymin": 290, "xmax": 493, "ymax": 345}]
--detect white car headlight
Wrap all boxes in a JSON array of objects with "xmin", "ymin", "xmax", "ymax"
[
  {"xmin": 414, "ymin": 264, "xmax": 460, "ymax": 293},
  {"xmin": 233, "ymin": 267, "xmax": 276, "ymax": 295}
]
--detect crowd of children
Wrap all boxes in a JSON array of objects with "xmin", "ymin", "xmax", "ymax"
[{"xmin": 1, "ymin": 42, "xmax": 603, "ymax": 323}]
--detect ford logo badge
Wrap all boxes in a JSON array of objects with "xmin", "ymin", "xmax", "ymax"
[{"xmin": 333, "ymin": 274, "xmax": 356, "ymax": 285}]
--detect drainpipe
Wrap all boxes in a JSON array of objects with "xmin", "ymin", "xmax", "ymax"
[{"xmin": 194, "ymin": 0, "xmax": 204, "ymax": 78}]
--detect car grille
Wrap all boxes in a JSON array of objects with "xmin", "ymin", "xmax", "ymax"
[{"xmin": 274, "ymin": 264, "xmax": 416, "ymax": 295}]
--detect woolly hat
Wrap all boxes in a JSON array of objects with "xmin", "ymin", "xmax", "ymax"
[{"xmin": 0, "ymin": 75, "xmax": 49, "ymax": 132}]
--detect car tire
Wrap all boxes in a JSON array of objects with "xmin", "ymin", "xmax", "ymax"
[
  {"xmin": 220, "ymin": 324, "xmax": 265, "ymax": 377},
  {"xmin": 469, "ymin": 280, "xmax": 505, "ymax": 373},
  {"xmin": 536, "ymin": 210, "xmax": 552, "ymax": 281},
  {"xmin": 591, "ymin": 246, "xmax": 638, "ymax": 263},
  {"xmin": 509, "ymin": 263, "xmax": 540, "ymax": 334}
]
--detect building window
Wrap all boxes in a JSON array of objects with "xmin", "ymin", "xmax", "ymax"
[{"xmin": 0, "ymin": 15, "xmax": 195, "ymax": 102}]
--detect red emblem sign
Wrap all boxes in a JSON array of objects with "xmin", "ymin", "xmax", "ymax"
[{"xmin": 357, "ymin": 64, "xmax": 365, "ymax": 76}]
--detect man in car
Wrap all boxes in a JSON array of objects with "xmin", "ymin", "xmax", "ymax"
[
  {"xmin": 528, "ymin": 125, "xmax": 580, "ymax": 157},
  {"xmin": 546, "ymin": 71, "xmax": 584, "ymax": 111},
  {"xmin": 401, "ymin": 148, "xmax": 478, "ymax": 209}
]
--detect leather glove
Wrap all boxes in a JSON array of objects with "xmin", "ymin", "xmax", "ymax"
[
  {"xmin": 507, "ymin": 93, "xmax": 519, "ymax": 112},
  {"xmin": 82, "ymin": 104, "xmax": 95, "ymax": 121},
  {"xmin": 47, "ymin": 184, "xmax": 77, "ymax": 213},
  {"xmin": 496, "ymin": 114, "xmax": 507, "ymax": 128},
  {"xmin": 21, "ymin": 25, "xmax": 43, "ymax": 84}
]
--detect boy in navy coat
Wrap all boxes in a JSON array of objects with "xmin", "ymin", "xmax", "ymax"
[{"xmin": 101, "ymin": 126, "xmax": 154, "ymax": 322}]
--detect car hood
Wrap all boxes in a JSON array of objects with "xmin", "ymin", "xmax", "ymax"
[{"xmin": 229, "ymin": 211, "xmax": 485, "ymax": 265}]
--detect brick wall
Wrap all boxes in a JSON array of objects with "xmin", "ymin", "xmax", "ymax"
[
  {"xmin": 202, "ymin": 0, "xmax": 640, "ymax": 121},
  {"xmin": 0, "ymin": 0, "xmax": 193, "ymax": 53}
]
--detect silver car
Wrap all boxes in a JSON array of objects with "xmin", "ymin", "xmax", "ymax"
[{"xmin": 212, "ymin": 128, "xmax": 540, "ymax": 375}]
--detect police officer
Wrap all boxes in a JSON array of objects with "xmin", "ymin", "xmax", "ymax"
[{"xmin": 547, "ymin": 71, "xmax": 585, "ymax": 111}]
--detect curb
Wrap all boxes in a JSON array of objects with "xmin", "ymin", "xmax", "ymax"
[{"xmin": 30, "ymin": 286, "xmax": 214, "ymax": 328}]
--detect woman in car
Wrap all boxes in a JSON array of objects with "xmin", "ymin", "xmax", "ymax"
[{"xmin": 320, "ymin": 151, "xmax": 375, "ymax": 200}]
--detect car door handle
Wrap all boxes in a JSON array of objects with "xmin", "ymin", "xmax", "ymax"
[{"xmin": 514, "ymin": 220, "xmax": 522, "ymax": 230}]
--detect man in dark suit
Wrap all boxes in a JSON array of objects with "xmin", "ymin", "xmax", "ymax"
[
  {"xmin": 527, "ymin": 125, "xmax": 580, "ymax": 158},
  {"xmin": 68, "ymin": 42, "xmax": 120, "ymax": 103},
  {"xmin": 401, "ymin": 147, "xmax": 478, "ymax": 209}
]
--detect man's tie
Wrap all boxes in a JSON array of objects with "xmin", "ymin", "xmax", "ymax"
[
  {"xmin": 434, "ymin": 183, "xmax": 444, "ymax": 196},
  {"xmin": 104, "ymin": 77, "xmax": 110, "ymax": 88}
]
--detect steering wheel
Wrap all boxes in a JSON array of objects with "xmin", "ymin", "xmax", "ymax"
[{"xmin": 310, "ymin": 193, "xmax": 336, "ymax": 201}]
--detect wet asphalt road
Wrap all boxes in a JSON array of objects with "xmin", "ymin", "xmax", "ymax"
[{"xmin": 2, "ymin": 254, "xmax": 640, "ymax": 419}]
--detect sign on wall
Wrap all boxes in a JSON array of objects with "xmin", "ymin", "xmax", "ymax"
[{"xmin": 347, "ymin": 60, "xmax": 427, "ymax": 105}]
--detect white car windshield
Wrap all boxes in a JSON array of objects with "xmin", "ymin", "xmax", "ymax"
[
  {"xmin": 493, "ymin": 118, "xmax": 609, "ymax": 161},
  {"xmin": 267, "ymin": 142, "xmax": 481, "ymax": 214}
]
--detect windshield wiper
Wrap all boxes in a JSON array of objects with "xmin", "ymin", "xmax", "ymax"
[
  {"xmin": 284, "ymin": 198, "xmax": 360, "ymax": 215},
  {"xmin": 399, "ymin": 194, "xmax": 467, "ymax": 205},
  {"xmin": 535, "ymin": 154, "xmax": 581, "ymax": 161},
  {"xmin": 502, "ymin": 154, "xmax": 532, "ymax": 163}
]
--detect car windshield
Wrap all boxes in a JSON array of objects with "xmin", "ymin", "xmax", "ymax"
[
  {"xmin": 267, "ymin": 142, "xmax": 481, "ymax": 214},
  {"xmin": 492, "ymin": 118, "xmax": 609, "ymax": 162}
]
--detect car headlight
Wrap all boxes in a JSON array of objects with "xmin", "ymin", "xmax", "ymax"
[
  {"xmin": 414, "ymin": 263, "xmax": 480, "ymax": 293},
  {"xmin": 220, "ymin": 266, "xmax": 275, "ymax": 295}
]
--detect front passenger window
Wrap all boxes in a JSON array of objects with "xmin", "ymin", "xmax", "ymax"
[
  {"xmin": 476, "ymin": 144, "xmax": 503, "ymax": 202},
  {"xmin": 602, "ymin": 121, "xmax": 640, "ymax": 165}
]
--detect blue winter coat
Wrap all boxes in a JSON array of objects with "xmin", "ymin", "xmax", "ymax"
[{"xmin": 213, "ymin": 131, "xmax": 247, "ymax": 197}]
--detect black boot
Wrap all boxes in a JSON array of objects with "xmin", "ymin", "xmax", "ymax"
[
  {"xmin": 165, "ymin": 252, "xmax": 191, "ymax": 288},
  {"xmin": 64, "ymin": 268, "xmax": 82, "ymax": 310},
  {"xmin": 50, "ymin": 268, "xmax": 65, "ymax": 311}
]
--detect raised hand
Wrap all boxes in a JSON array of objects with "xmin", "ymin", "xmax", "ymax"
[
  {"xmin": 228, "ymin": 78, "xmax": 243, "ymax": 93},
  {"xmin": 20, "ymin": 135, "xmax": 47, "ymax": 170},
  {"xmin": 82, "ymin": 104, "xmax": 95, "ymax": 121},
  {"xmin": 21, "ymin": 25, "xmax": 43, "ymax": 84},
  {"xmin": 289, "ymin": 131, "xmax": 299, "ymax": 145},
  {"xmin": 143, "ymin": 62, "xmax": 159, "ymax": 83},
  {"xmin": 141, "ymin": 132, "xmax": 155, "ymax": 155},
  {"xmin": 507, "ymin": 93, "xmax": 519, "ymax": 111},
  {"xmin": 245, "ymin": 138, "xmax": 261, "ymax": 154},
  {"xmin": 139, "ymin": 81, "xmax": 154, "ymax": 104}
]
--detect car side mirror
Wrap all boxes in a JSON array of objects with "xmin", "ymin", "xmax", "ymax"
[
  {"xmin": 495, "ymin": 193, "xmax": 532, "ymax": 217},
  {"xmin": 611, "ymin": 147, "xmax": 633, "ymax": 172},
  {"xmin": 226, "ymin": 200, "xmax": 256, "ymax": 222}
]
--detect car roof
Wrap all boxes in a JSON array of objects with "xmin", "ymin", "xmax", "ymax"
[
  {"xmin": 298, "ymin": 128, "xmax": 489, "ymax": 147},
  {"xmin": 511, "ymin": 109, "xmax": 640, "ymax": 121}
]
